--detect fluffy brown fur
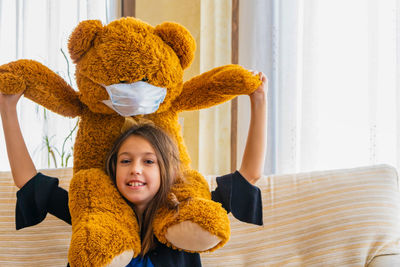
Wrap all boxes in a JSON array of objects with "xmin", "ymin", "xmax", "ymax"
[{"xmin": 0, "ymin": 17, "xmax": 261, "ymax": 266}]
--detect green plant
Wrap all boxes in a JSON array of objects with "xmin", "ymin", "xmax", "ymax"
[
  {"xmin": 36, "ymin": 48, "xmax": 79, "ymax": 168},
  {"xmin": 40, "ymin": 119, "xmax": 78, "ymax": 168}
]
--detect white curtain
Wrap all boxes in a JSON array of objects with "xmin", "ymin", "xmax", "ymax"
[
  {"xmin": 0, "ymin": 0, "xmax": 119, "ymax": 171},
  {"xmin": 239, "ymin": 0, "xmax": 400, "ymax": 175}
]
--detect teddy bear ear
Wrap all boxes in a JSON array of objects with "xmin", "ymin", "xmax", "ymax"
[
  {"xmin": 68, "ymin": 20, "xmax": 103, "ymax": 63},
  {"xmin": 154, "ymin": 22, "xmax": 196, "ymax": 70}
]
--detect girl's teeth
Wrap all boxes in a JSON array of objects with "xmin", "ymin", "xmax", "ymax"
[{"xmin": 128, "ymin": 182, "xmax": 145, "ymax": 186}]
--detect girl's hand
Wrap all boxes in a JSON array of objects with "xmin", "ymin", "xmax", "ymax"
[
  {"xmin": 0, "ymin": 92, "xmax": 23, "ymax": 114},
  {"xmin": 239, "ymin": 70, "xmax": 268, "ymax": 184},
  {"xmin": 0, "ymin": 90, "xmax": 37, "ymax": 189},
  {"xmin": 249, "ymin": 71, "xmax": 268, "ymax": 103}
]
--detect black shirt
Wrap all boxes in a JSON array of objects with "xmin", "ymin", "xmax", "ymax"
[{"xmin": 16, "ymin": 171, "xmax": 263, "ymax": 266}]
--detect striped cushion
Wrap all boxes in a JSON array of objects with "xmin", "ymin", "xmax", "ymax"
[
  {"xmin": 0, "ymin": 168, "xmax": 72, "ymax": 267},
  {"xmin": 202, "ymin": 164, "xmax": 400, "ymax": 266},
  {"xmin": 1, "ymin": 165, "xmax": 399, "ymax": 266}
]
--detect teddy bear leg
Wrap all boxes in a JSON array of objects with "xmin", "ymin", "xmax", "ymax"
[
  {"xmin": 68, "ymin": 168, "xmax": 140, "ymax": 267},
  {"xmin": 153, "ymin": 197, "xmax": 231, "ymax": 253}
]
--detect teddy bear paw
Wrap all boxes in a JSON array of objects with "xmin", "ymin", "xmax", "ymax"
[
  {"xmin": 106, "ymin": 250, "xmax": 134, "ymax": 267},
  {"xmin": 0, "ymin": 72, "xmax": 26, "ymax": 94},
  {"xmin": 154, "ymin": 197, "xmax": 231, "ymax": 252},
  {"xmin": 165, "ymin": 221, "xmax": 221, "ymax": 251}
]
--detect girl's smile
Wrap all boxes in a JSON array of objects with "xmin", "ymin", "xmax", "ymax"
[
  {"xmin": 116, "ymin": 135, "xmax": 161, "ymax": 214},
  {"xmin": 127, "ymin": 180, "xmax": 146, "ymax": 188}
]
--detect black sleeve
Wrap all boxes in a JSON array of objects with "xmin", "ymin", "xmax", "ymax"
[
  {"xmin": 211, "ymin": 171, "xmax": 263, "ymax": 225},
  {"xmin": 15, "ymin": 172, "xmax": 71, "ymax": 230}
]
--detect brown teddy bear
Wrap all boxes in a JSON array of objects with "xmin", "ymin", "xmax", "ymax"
[{"xmin": 0, "ymin": 17, "xmax": 261, "ymax": 266}]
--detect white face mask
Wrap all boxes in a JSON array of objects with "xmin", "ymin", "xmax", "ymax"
[{"xmin": 101, "ymin": 81, "xmax": 167, "ymax": 116}]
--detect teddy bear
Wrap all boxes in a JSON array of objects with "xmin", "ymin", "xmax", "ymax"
[{"xmin": 0, "ymin": 17, "xmax": 261, "ymax": 266}]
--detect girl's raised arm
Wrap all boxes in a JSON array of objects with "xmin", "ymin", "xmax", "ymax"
[
  {"xmin": 0, "ymin": 93, "xmax": 37, "ymax": 188},
  {"xmin": 239, "ymin": 72, "xmax": 268, "ymax": 185}
]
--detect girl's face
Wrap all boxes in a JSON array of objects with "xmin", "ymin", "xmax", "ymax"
[{"xmin": 116, "ymin": 135, "xmax": 161, "ymax": 212}]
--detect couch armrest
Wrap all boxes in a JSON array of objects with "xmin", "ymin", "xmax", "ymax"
[{"xmin": 368, "ymin": 254, "xmax": 400, "ymax": 267}]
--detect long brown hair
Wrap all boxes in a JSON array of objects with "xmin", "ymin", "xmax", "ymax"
[{"xmin": 105, "ymin": 122, "xmax": 181, "ymax": 256}]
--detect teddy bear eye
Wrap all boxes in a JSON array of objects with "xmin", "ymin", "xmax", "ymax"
[
  {"xmin": 119, "ymin": 80, "xmax": 128, "ymax": 84},
  {"xmin": 141, "ymin": 77, "xmax": 149, "ymax": 82}
]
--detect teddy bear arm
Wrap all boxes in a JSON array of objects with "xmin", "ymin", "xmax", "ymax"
[
  {"xmin": 0, "ymin": 59, "xmax": 82, "ymax": 117},
  {"xmin": 173, "ymin": 64, "xmax": 261, "ymax": 112}
]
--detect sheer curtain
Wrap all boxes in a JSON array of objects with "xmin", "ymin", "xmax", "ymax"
[
  {"xmin": 198, "ymin": 0, "xmax": 232, "ymax": 175},
  {"xmin": 0, "ymin": 0, "xmax": 119, "ymax": 171},
  {"xmin": 238, "ymin": 0, "xmax": 400, "ymax": 175},
  {"xmin": 136, "ymin": 0, "xmax": 233, "ymax": 175}
]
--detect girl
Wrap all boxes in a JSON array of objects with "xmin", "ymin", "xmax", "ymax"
[{"xmin": 0, "ymin": 72, "xmax": 267, "ymax": 266}]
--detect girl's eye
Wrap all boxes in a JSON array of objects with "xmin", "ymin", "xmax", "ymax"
[
  {"xmin": 144, "ymin": 160, "xmax": 154, "ymax": 164},
  {"xmin": 120, "ymin": 159, "xmax": 131, "ymax": 164}
]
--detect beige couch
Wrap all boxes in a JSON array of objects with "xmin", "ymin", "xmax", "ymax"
[{"xmin": 1, "ymin": 165, "xmax": 399, "ymax": 266}]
